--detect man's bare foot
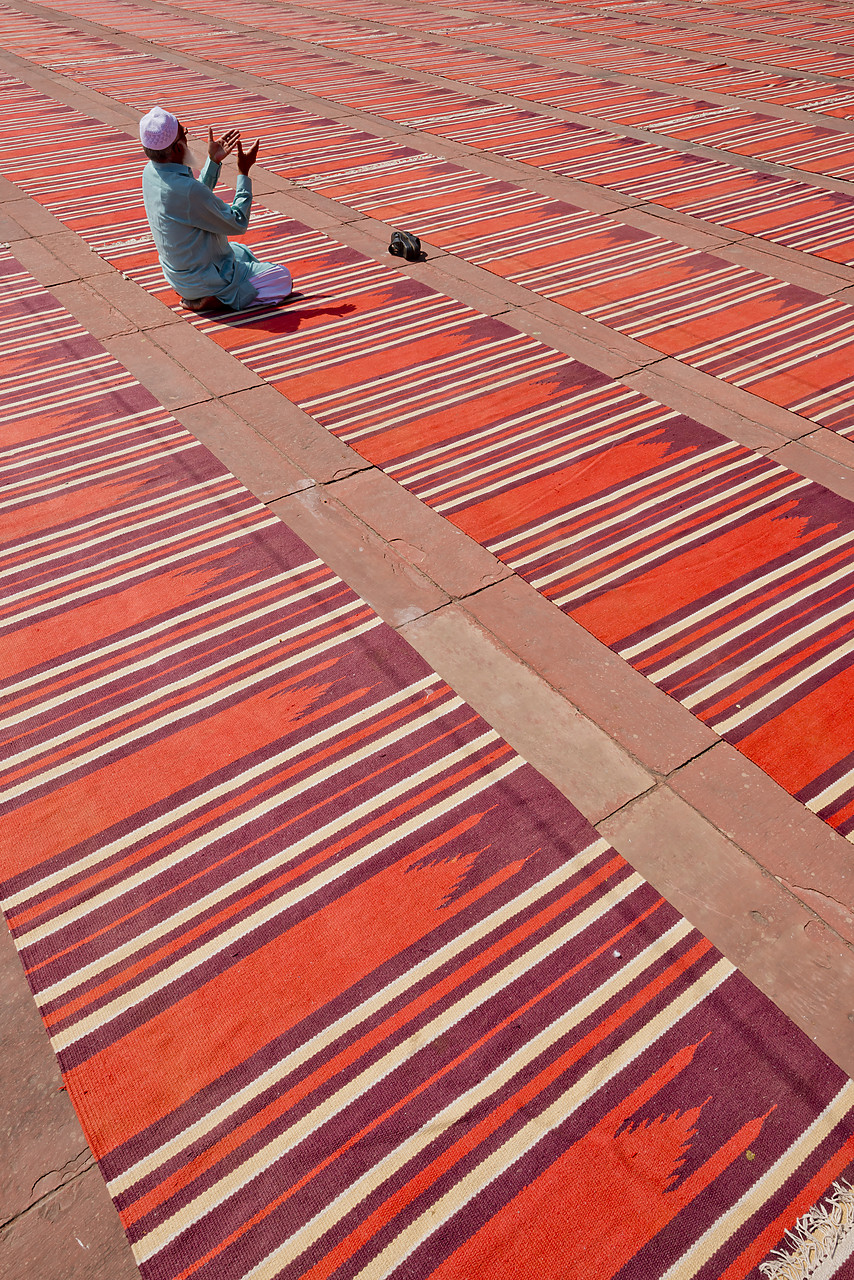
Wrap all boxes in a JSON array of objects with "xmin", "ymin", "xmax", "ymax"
[{"xmin": 180, "ymin": 295, "xmax": 225, "ymax": 312}]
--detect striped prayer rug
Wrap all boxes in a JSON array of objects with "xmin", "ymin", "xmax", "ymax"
[{"xmin": 4, "ymin": 244, "xmax": 854, "ymax": 1280}]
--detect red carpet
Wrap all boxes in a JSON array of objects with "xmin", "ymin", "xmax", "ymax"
[{"xmin": 3, "ymin": 242, "xmax": 854, "ymax": 1280}]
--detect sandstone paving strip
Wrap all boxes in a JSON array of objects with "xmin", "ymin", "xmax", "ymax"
[
  {"xmin": 5, "ymin": 68, "xmax": 854, "ymax": 849},
  {"xmin": 4, "ymin": 240, "xmax": 854, "ymax": 1280}
]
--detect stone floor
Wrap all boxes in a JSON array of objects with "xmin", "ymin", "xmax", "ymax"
[{"xmin": 4, "ymin": 0, "xmax": 854, "ymax": 1273}]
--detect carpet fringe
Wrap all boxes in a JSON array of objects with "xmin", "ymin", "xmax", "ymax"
[{"xmin": 760, "ymin": 1180, "xmax": 854, "ymax": 1279}]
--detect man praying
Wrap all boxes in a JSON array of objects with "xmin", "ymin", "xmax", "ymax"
[{"xmin": 139, "ymin": 105, "xmax": 293, "ymax": 312}]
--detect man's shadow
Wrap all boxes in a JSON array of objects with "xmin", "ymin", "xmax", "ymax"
[{"xmin": 195, "ymin": 295, "xmax": 357, "ymax": 334}]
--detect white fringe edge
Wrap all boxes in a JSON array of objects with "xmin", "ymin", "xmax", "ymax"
[{"xmin": 759, "ymin": 1180, "xmax": 854, "ymax": 1280}]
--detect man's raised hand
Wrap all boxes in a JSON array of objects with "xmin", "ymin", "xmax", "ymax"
[
  {"xmin": 208, "ymin": 126, "xmax": 240, "ymax": 163},
  {"xmin": 237, "ymin": 138, "xmax": 260, "ymax": 175}
]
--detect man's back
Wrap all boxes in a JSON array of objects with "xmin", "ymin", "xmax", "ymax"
[{"xmin": 142, "ymin": 157, "xmax": 254, "ymax": 307}]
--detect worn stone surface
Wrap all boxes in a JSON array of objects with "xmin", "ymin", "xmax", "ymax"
[
  {"xmin": 599, "ymin": 787, "xmax": 854, "ymax": 1079},
  {"xmin": 771, "ymin": 439, "xmax": 854, "ymax": 502},
  {"xmin": 146, "ymin": 320, "xmax": 263, "ymax": 396},
  {"xmin": 103, "ymin": 331, "xmax": 211, "ymax": 410},
  {"xmin": 0, "ymin": 925, "xmax": 91, "ymax": 1228},
  {"xmin": 0, "ymin": 1168, "xmax": 140, "ymax": 1280},
  {"xmin": 224, "ymin": 384, "xmax": 369, "ymax": 483},
  {"xmin": 330, "ymin": 468, "xmax": 512, "ymax": 599},
  {"xmin": 87, "ymin": 272, "xmax": 182, "ymax": 330},
  {"xmin": 499, "ymin": 305, "xmax": 648, "ymax": 379},
  {"xmin": 1, "ymin": 198, "xmax": 66, "ymax": 238},
  {"xmin": 462, "ymin": 576, "xmax": 718, "ymax": 775},
  {"xmin": 50, "ymin": 280, "xmax": 137, "ymax": 339},
  {"xmin": 8, "ymin": 236, "xmax": 80, "ymax": 286},
  {"xmin": 271, "ymin": 488, "xmax": 451, "ymax": 625},
  {"xmin": 626, "ymin": 358, "xmax": 804, "ymax": 451},
  {"xmin": 39, "ymin": 231, "xmax": 114, "ymax": 278},
  {"xmin": 400, "ymin": 605, "xmax": 655, "ymax": 821},
  {"xmin": 175, "ymin": 399, "xmax": 311, "ymax": 502},
  {"xmin": 671, "ymin": 743, "xmax": 854, "ymax": 946}
]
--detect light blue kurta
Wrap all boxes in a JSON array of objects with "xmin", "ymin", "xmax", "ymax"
[{"xmin": 142, "ymin": 157, "xmax": 264, "ymax": 309}]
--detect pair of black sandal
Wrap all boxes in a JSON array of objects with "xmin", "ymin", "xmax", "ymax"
[{"xmin": 388, "ymin": 230, "xmax": 423, "ymax": 261}]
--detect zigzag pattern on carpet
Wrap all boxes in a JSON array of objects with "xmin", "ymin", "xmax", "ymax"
[
  {"xmin": 3, "ymin": 66, "xmax": 854, "ymax": 838},
  {"xmin": 7, "ymin": 245, "xmax": 854, "ymax": 1280}
]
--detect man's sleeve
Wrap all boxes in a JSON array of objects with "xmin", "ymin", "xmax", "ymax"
[
  {"xmin": 200, "ymin": 157, "xmax": 220, "ymax": 190},
  {"xmin": 185, "ymin": 173, "xmax": 253, "ymax": 235}
]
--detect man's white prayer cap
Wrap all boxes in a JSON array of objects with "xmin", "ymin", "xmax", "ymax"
[{"xmin": 139, "ymin": 106, "xmax": 179, "ymax": 149}]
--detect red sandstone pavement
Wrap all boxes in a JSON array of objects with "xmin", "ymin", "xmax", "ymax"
[{"xmin": 5, "ymin": 0, "xmax": 854, "ymax": 1273}]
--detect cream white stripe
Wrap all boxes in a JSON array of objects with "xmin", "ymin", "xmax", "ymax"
[
  {"xmin": 625, "ymin": 527, "xmax": 854, "ymax": 662},
  {"xmin": 0, "ymin": 350, "xmax": 115, "ymax": 390},
  {"xmin": 7, "ymin": 661, "xmax": 436, "ymax": 923},
  {"xmin": 682, "ymin": 300, "xmax": 837, "ymax": 364},
  {"xmin": 1, "ymin": 471, "xmax": 221, "ymax": 559},
  {"xmin": 303, "ymin": 335, "xmax": 537, "ymax": 412},
  {"xmin": 1, "ymin": 508, "xmax": 272, "ymax": 634},
  {"xmin": 424, "ymin": 411, "xmax": 661, "ymax": 504},
  {"xmin": 489, "ymin": 432, "xmax": 730, "ymax": 558},
  {"xmin": 530, "ymin": 248, "xmax": 693, "ymax": 296},
  {"xmin": 253, "ymin": 313, "xmax": 475, "ymax": 378},
  {"xmin": 517, "ymin": 243, "xmax": 692, "ymax": 290},
  {"xmin": 715, "ymin": 623, "xmax": 854, "ymax": 735},
  {"xmin": 681, "ymin": 588, "xmax": 854, "ymax": 712},
  {"xmin": 108, "ymin": 838, "xmax": 611, "ymax": 1196},
  {"xmin": 338, "ymin": 351, "xmax": 565, "ymax": 438},
  {"xmin": 352, "ymin": 962, "xmax": 733, "ymax": 1280},
  {"xmin": 549, "ymin": 474, "xmax": 808, "ymax": 605},
  {"xmin": 626, "ymin": 281, "xmax": 786, "ymax": 340},
  {"xmin": 645, "ymin": 534, "xmax": 854, "ymax": 673},
  {"xmin": 2, "ymin": 504, "xmax": 270, "ymax": 614},
  {"xmin": 661, "ymin": 1082, "xmax": 854, "ymax": 1279},
  {"xmin": 589, "ymin": 265, "xmax": 745, "ymax": 319},
  {"xmin": 453, "ymin": 212, "xmax": 597, "ymax": 256},
  {"xmin": 431, "ymin": 419, "xmax": 659, "ymax": 512},
  {"xmin": 232, "ymin": 296, "xmax": 465, "ymax": 360},
  {"xmin": 523, "ymin": 449, "xmax": 758, "ymax": 582},
  {"xmin": 51, "ymin": 753, "xmax": 521, "ymax": 1057},
  {"xmin": 807, "ymin": 759, "xmax": 854, "ymax": 814},
  {"xmin": 35, "ymin": 695, "xmax": 471, "ymax": 991},
  {"xmin": 138, "ymin": 860, "xmax": 653, "ymax": 1265},
  {"xmin": 0, "ymin": 378, "xmax": 140, "ymax": 424},
  {"xmin": 0, "ymin": 363, "xmax": 132, "ymax": 400},
  {"xmin": 392, "ymin": 389, "xmax": 647, "ymax": 481},
  {"xmin": 1, "ymin": 558, "xmax": 320, "ymax": 699},
  {"xmin": 733, "ymin": 323, "xmax": 854, "ymax": 388},
  {"xmin": 3, "ymin": 598, "xmax": 372, "ymax": 802},
  {"xmin": 0, "ymin": 483, "xmax": 244, "ymax": 582},
  {"xmin": 0, "ymin": 410, "xmax": 175, "ymax": 465},
  {"xmin": 1, "ymin": 564, "xmax": 328, "ymax": 723},
  {"xmin": 0, "ymin": 434, "xmax": 192, "ymax": 504},
  {"xmin": 243, "ymin": 931, "xmax": 723, "ymax": 1280}
]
